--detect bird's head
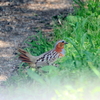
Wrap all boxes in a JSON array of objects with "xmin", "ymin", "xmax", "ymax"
[{"xmin": 54, "ymin": 40, "xmax": 68, "ymax": 52}]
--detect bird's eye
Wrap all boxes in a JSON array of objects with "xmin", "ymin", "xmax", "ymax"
[{"xmin": 62, "ymin": 41, "xmax": 65, "ymax": 43}]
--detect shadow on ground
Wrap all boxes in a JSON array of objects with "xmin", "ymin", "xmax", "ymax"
[{"xmin": 0, "ymin": 0, "xmax": 73, "ymax": 81}]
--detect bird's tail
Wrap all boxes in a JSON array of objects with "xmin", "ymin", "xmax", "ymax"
[{"xmin": 18, "ymin": 48, "xmax": 33, "ymax": 64}]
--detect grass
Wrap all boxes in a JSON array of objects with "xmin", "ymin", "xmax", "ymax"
[{"xmin": 0, "ymin": 0, "xmax": 100, "ymax": 100}]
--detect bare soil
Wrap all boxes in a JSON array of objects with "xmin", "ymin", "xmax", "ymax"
[{"xmin": 0, "ymin": 0, "xmax": 73, "ymax": 82}]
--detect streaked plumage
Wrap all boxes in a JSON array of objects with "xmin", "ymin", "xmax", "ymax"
[{"xmin": 18, "ymin": 40, "xmax": 68, "ymax": 68}]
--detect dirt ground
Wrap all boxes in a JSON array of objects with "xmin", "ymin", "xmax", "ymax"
[{"xmin": 0, "ymin": 0, "xmax": 73, "ymax": 82}]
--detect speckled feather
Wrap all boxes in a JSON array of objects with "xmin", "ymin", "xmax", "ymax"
[{"xmin": 18, "ymin": 40, "xmax": 67, "ymax": 68}]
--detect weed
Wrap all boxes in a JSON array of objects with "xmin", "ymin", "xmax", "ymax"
[{"xmin": 1, "ymin": 0, "xmax": 100, "ymax": 100}]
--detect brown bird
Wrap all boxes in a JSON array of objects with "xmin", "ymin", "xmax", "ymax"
[{"xmin": 18, "ymin": 40, "xmax": 68, "ymax": 68}]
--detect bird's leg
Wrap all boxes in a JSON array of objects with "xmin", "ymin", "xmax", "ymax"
[
  {"xmin": 51, "ymin": 63, "xmax": 59, "ymax": 67},
  {"xmin": 35, "ymin": 66, "xmax": 44, "ymax": 74}
]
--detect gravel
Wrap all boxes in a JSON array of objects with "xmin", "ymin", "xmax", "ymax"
[{"xmin": 0, "ymin": 0, "xmax": 73, "ymax": 83}]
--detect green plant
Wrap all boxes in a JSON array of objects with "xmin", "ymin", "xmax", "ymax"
[
  {"xmin": 73, "ymin": 0, "xmax": 100, "ymax": 17},
  {"xmin": 1, "ymin": 0, "xmax": 100, "ymax": 100}
]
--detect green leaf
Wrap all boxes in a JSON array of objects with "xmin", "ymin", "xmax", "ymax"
[
  {"xmin": 88, "ymin": 62, "xmax": 100, "ymax": 78},
  {"xmin": 41, "ymin": 66, "xmax": 58, "ymax": 72},
  {"xmin": 27, "ymin": 69, "xmax": 45, "ymax": 84}
]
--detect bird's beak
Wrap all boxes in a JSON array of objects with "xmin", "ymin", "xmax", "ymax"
[{"xmin": 64, "ymin": 42, "xmax": 68, "ymax": 44}]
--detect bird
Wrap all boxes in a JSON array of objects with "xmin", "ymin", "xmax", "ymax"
[{"xmin": 18, "ymin": 40, "xmax": 68, "ymax": 68}]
